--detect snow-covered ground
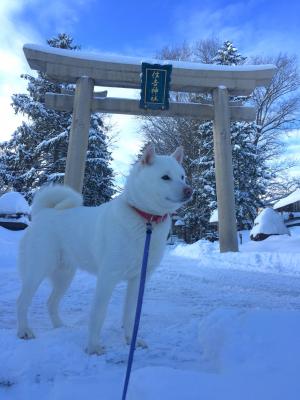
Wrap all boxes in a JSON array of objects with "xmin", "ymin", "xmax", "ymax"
[{"xmin": 1, "ymin": 227, "xmax": 300, "ymax": 399}]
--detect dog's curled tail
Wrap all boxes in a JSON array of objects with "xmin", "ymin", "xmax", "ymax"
[{"xmin": 31, "ymin": 184, "xmax": 83, "ymax": 217}]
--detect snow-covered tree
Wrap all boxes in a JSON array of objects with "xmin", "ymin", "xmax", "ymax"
[
  {"xmin": 183, "ymin": 121, "xmax": 216, "ymax": 241},
  {"xmin": 213, "ymin": 40, "xmax": 246, "ymax": 66},
  {"xmin": 250, "ymin": 53, "xmax": 300, "ymax": 202},
  {"xmin": 231, "ymin": 121, "xmax": 273, "ymax": 229},
  {"xmin": 47, "ymin": 33, "xmax": 81, "ymax": 50},
  {"xmin": 83, "ymin": 114, "xmax": 114, "ymax": 205},
  {"xmin": 0, "ymin": 33, "xmax": 114, "ymax": 205}
]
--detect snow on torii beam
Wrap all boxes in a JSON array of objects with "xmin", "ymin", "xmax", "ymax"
[
  {"xmin": 23, "ymin": 44, "xmax": 276, "ymax": 253},
  {"xmin": 23, "ymin": 44, "xmax": 275, "ymax": 95}
]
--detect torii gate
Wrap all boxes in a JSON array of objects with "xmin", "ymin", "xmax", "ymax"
[{"xmin": 23, "ymin": 44, "xmax": 276, "ymax": 253}]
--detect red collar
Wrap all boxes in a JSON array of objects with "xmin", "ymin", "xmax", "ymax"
[{"xmin": 131, "ymin": 206, "xmax": 168, "ymax": 223}]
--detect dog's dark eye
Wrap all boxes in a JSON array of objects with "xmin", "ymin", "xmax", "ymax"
[
  {"xmin": 161, "ymin": 175, "xmax": 171, "ymax": 181},
  {"xmin": 181, "ymin": 175, "xmax": 185, "ymax": 180}
]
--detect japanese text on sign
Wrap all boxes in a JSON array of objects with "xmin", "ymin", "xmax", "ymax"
[{"xmin": 140, "ymin": 63, "xmax": 172, "ymax": 110}]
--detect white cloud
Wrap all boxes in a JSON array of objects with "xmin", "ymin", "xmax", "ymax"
[
  {"xmin": 173, "ymin": 2, "xmax": 246, "ymax": 45},
  {"xmin": 0, "ymin": 0, "xmax": 42, "ymax": 141},
  {"xmin": 0, "ymin": 0, "xmax": 97, "ymax": 143},
  {"xmin": 27, "ymin": 0, "xmax": 95, "ymax": 36}
]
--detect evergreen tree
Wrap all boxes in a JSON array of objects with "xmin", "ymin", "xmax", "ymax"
[
  {"xmin": 0, "ymin": 33, "xmax": 114, "ymax": 205},
  {"xmin": 183, "ymin": 121, "xmax": 216, "ymax": 241},
  {"xmin": 47, "ymin": 33, "xmax": 81, "ymax": 50},
  {"xmin": 231, "ymin": 121, "xmax": 273, "ymax": 229},
  {"xmin": 213, "ymin": 40, "xmax": 247, "ymax": 66},
  {"xmin": 83, "ymin": 114, "xmax": 114, "ymax": 205}
]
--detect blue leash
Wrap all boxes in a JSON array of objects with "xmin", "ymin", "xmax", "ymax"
[{"xmin": 122, "ymin": 221, "xmax": 153, "ymax": 400}]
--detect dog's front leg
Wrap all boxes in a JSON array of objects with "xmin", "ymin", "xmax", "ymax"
[
  {"xmin": 123, "ymin": 276, "xmax": 148, "ymax": 349},
  {"xmin": 86, "ymin": 275, "xmax": 115, "ymax": 355}
]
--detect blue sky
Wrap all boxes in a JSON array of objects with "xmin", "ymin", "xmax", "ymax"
[
  {"xmin": 11, "ymin": 0, "xmax": 300, "ymax": 58},
  {"xmin": 0, "ymin": 0, "xmax": 300, "ymax": 178}
]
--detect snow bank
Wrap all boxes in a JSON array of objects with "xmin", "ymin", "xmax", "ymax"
[
  {"xmin": 198, "ymin": 308, "xmax": 300, "ymax": 374},
  {"xmin": 129, "ymin": 309, "xmax": 300, "ymax": 400},
  {"xmin": 172, "ymin": 227, "xmax": 300, "ymax": 276},
  {"xmin": 172, "ymin": 239, "xmax": 217, "ymax": 258}
]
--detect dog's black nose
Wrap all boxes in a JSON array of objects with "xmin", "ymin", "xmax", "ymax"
[{"xmin": 183, "ymin": 186, "xmax": 193, "ymax": 199}]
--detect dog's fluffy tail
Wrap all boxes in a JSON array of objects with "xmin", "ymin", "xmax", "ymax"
[{"xmin": 31, "ymin": 185, "xmax": 83, "ymax": 217}]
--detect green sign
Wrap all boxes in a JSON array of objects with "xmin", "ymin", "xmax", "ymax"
[{"xmin": 140, "ymin": 63, "xmax": 172, "ymax": 110}]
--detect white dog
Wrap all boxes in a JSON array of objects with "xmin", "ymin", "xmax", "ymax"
[{"xmin": 17, "ymin": 145, "xmax": 192, "ymax": 354}]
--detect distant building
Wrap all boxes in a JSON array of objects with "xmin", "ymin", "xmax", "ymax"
[{"xmin": 273, "ymin": 189, "xmax": 300, "ymax": 228}]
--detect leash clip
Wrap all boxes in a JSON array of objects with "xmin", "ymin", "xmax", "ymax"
[{"xmin": 146, "ymin": 221, "xmax": 153, "ymax": 233}]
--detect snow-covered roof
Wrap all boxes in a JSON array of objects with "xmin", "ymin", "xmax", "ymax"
[
  {"xmin": 0, "ymin": 192, "xmax": 30, "ymax": 214},
  {"xmin": 250, "ymin": 208, "xmax": 289, "ymax": 236},
  {"xmin": 273, "ymin": 189, "xmax": 300, "ymax": 210},
  {"xmin": 209, "ymin": 209, "xmax": 218, "ymax": 223}
]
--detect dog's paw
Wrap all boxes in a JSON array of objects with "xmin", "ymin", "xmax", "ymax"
[
  {"xmin": 17, "ymin": 327, "xmax": 35, "ymax": 340},
  {"xmin": 125, "ymin": 336, "xmax": 148, "ymax": 349},
  {"xmin": 85, "ymin": 343, "xmax": 106, "ymax": 356}
]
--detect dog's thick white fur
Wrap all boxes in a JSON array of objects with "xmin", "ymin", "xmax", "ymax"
[{"xmin": 17, "ymin": 145, "xmax": 192, "ymax": 354}]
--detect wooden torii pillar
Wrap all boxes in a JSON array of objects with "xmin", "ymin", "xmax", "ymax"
[{"xmin": 23, "ymin": 44, "xmax": 276, "ymax": 252}]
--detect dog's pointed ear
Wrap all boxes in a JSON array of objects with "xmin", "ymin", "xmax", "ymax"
[
  {"xmin": 172, "ymin": 146, "xmax": 184, "ymax": 164},
  {"xmin": 140, "ymin": 144, "xmax": 155, "ymax": 165}
]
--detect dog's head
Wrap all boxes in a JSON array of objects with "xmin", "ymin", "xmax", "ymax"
[{"xmin": 125, "ymin": 145, "xmax": 193, "ymax": 215}]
